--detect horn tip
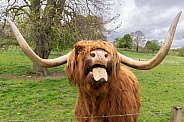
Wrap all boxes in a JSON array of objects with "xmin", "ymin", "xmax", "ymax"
[{"xmin": 177, "ymin": 11, "xmax": 182, "ymax": 16}]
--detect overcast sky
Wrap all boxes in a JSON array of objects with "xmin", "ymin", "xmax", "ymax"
[{"xmin": 106, "ymin": 0, "xmax": 184, "ymax": 49}]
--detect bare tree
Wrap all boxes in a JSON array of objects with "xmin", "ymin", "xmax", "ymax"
[{"xmin": 130, "ymin": 30, "xmax": 146, "ymax": 52}]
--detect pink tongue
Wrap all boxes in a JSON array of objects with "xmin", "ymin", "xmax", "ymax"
[{"xmin": 92, "ymin": 68, "xmax": 108, "ymax": 82}]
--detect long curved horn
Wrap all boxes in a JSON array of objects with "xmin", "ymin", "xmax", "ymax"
[
  {"xmin": 5, "ymin": 16, "xmax": 70, "ymax": 68},
  {"xmin": 118, "ymin": 11, "xmax": 182, "ymax": 70}
]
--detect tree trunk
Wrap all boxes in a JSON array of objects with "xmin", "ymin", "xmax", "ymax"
[
  {"xmin": 29, "ymin": 50, "xmax": 50, "ymax": 75},
  {"xmin": 136, "ymin": 41, "xmax": 139, "ymax": 52},
  {"xmin": 29, "ymin": 43, "xmax": 50, "ymax": 75},
  {"xmin": 136, "ymin": 45, "xmax": 139, "ymax": 52},
  {"xmin": 29, "ymin": 63, "xmax": 48, "ymax": 76},
  {"xmin": 29, "ymin": 26, "xmax": 51, "ymax": 75}
]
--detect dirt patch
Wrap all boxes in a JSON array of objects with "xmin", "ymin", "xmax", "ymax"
[{"xmin": 0, "ymin": 72, "xmax": 66, "ymax": 80}]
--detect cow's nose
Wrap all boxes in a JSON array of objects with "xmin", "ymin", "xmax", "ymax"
[{"xmin": 90, "ymin": 50, "xmax": 109, "ymax": 61}]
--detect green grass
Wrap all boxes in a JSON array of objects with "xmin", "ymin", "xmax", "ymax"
[
  {"xmin": 0, "ymin": 78, "xmax": 77, "ymax": 121},
  {"xmin": 0, "ymin": 50, "xmax": 184, "ymax": 121},
  {"xmin": 133, "ymin": 65, "xmax": 184, "ymax": 121}
]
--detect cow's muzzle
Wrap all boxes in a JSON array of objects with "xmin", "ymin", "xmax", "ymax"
[{"xmin": 84, "ymin": 49, "xmax": 112, "ymax": 82}]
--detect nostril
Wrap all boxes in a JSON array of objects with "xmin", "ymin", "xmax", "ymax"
[
  {"xmin": 105, "ymin": 53, "xmax": 108, "ymax": 58},
  {"xmin": 90, "ymin": 52, "xmax": 95, "ymax": 57}
]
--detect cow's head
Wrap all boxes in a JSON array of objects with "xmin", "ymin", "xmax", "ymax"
[
  {"xmin": 65, "ymin": 40, "xmax": 120, "ymax": 89},
  {"xmin": 4, "ymin": 11, "xmax": 181, "ymax": 89}
]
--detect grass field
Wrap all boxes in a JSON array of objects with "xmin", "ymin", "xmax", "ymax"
[{"xmin": 0, "ymin": 50, "xmax": 184, "ymax": 122}]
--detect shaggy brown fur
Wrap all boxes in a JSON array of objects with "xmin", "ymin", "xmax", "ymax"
[{"xmin": 65, "ymin": 40, "xmax": 140, "ymax": 122}]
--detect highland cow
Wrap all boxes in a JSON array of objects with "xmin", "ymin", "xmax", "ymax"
[{"xmin": 4, "ymin": 11, "xmax": 181, "ymax": 122}]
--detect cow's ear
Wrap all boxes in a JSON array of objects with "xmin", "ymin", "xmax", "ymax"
[{"xmin": 65, "ymin": 49, "xmax": 77, "ymax": 83}]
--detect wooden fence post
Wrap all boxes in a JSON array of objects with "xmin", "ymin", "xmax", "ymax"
[{"xmin": 171, "ymin": 106, "xmax": 182, "ymax": 122}]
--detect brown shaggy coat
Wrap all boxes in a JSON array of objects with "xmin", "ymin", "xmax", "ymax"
[{"xmin": 65, "ymin": 40, "xmax": 140, "ymax": 122}]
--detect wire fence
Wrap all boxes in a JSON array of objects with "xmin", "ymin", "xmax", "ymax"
[
  {"xmin": 0, "ymin": 111, "xmax": 176, "ymax": 122},
  {"xmin": 0, "ymin": 105, "xmax": 183, "ymax": 122}
]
